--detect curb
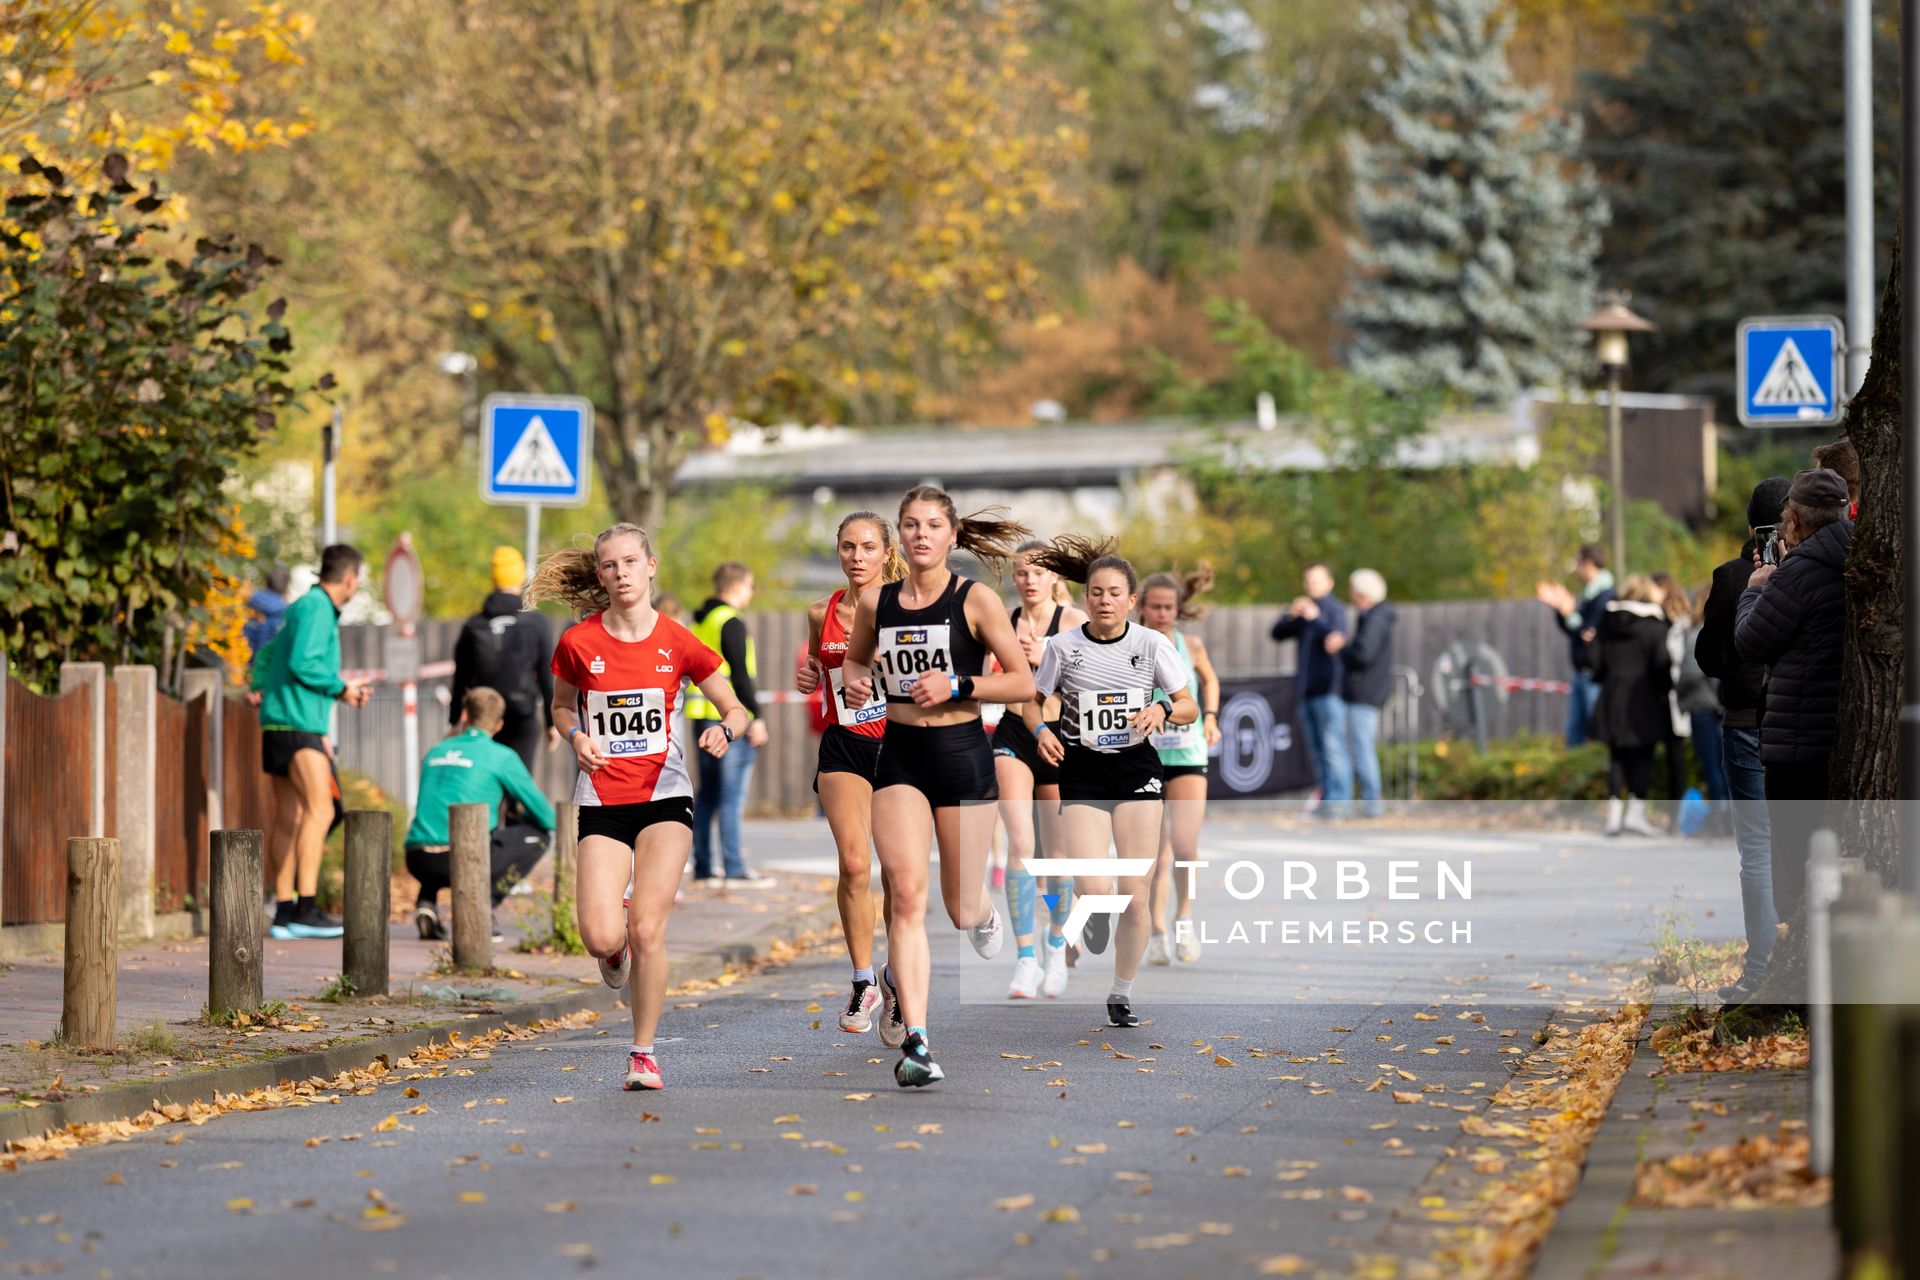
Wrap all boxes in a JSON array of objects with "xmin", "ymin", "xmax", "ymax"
[{"xmin": 0, "ymin": 895, "xmax": 842, "ymax": 1150}]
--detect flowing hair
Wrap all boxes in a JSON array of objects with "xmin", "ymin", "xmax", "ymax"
[
  {"xmin": 1015, "ymin": 538, "xmax": 1073, "ymax": 605},
  {"xmin": 1028, "ymin": 534, "xmax": 1138, "ymax": 594},
  {"xmin": 524, "ymin": 522, "xmax": 656, "ymax": 615},
  {"xmin": 838, "ymin": 510, "xmax": 909, "ymax": 584},
  {"xmin": 1141, "ymin": 562, "xmax": 1213, "ymax": 621},
  {"xmin": 897, "ymin": 484, "xmax": 1030, "ymax": 576}
]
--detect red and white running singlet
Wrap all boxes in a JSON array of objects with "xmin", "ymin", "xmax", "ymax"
[
  {"xmin": 818, "ymin": 588, "xmax": 886, "ymax": 739},
  {"xmin": 552, "ymin": 612, "xmax": 722, "ymax": 806}
]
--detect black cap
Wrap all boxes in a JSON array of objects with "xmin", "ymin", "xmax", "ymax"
[
  {"xmin": 1747, "ymin": 476, "xmax": 1791, "ymax": 531},
  {"xmin": 1787, "ymin": 467, "xmax": 1850, "ymax": 510}
]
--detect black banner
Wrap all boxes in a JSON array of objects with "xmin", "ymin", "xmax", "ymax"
[{"xmin": 1206, "ymin": 676, "xmax": 1316, "ymax": 799}]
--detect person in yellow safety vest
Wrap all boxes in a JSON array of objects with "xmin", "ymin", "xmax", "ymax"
[{"xmin": 687, "ymin": 561, "xmax": 774, "ymax": 886}]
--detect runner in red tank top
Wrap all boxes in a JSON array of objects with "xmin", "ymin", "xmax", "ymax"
[
  {"xmin": 528, "ymin": 523, "xmax": 753, "ymax": 1094},
  {"xmin": 795, "ymin": 512, "xmax": 906, "ymax": 1034}
]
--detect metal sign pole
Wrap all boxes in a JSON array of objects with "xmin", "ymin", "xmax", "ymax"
[
  {"xmin": 525, "ymin": 503, "xmax": 541, "ymax": 582},
  {"xmin": 321, "ymin": 405, "xmax": 340, "ymax": 552},
  {"xmin": 1845, "ymin": 0, "xmax": 1874, "ymax": 396}
]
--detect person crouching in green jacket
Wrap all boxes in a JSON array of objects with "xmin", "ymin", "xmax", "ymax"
[{"xmin": 404, "ymin": 686, "xmax": 557, "ymax": 942}]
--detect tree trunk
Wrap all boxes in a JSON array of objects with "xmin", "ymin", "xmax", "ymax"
[{"xmin": 1832, "ymin": 222, "xmax": 1903, "ymax": 881}]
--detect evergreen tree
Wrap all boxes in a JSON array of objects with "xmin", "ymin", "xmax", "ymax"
[
  {"xmin": 1343, "ymin": 0, "xmax": 1606, "ymax": 404},
  {"xmin": 1585, "ymin": 0, "xmax": 1899, "ymax": 400}
]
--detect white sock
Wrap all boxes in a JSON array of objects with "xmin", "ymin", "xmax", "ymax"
[
  {"xmin": 1109, "ymin": 977, "xmax": 1134, "ymax": 1000},
  {"xmin": 630, "ymin": 1043, "xmax": 653, "ymax": 1056}
]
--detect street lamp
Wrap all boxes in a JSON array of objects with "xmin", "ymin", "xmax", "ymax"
[
  {"xmin": 1577, "ymin": 292, "xmax": 1657, "ymax": 579},
  {"xmin": 437, "ymin": 351, "xmax": 480, "ymax": 434}
]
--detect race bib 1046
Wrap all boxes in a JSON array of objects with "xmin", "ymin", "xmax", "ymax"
[
  {"xmin": 1078, "ymin": 688, "xmax": 1146, "ymax": 750},
  {"xmin": 586, "ymin": 687, "xmax": 668, "ymax": 757},
  {"xmin": 874, "ymin": 624, "xmax": 951, "ymax": 699},
  {"xmin": 828, "ymin": 666, "xmax": 887, "ymax": 726}
]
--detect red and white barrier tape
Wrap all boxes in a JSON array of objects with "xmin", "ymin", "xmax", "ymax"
[
  {"xmin": 1467, "ymin": 673, "xmax": 1572, "ymax": 695},
  {"xmin": 341, "ymin": 659, "xmax": 456, "ymax": 683}
]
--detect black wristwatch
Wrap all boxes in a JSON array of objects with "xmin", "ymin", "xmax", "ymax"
[
  {"xmin": 720, "ymin": 723, "xmax": 736, "ymax": 743},
  {"xmin": 956, "ymin": 675, "xmax": 975, "ymax": 701}
]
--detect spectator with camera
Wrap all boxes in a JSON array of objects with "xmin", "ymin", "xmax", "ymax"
[
  {"xmin": 1536, "ymin": 544, "xmax": 1615, "ymax": 747},
  {"xmin": 1697, "ymin": 475, "xmax": 1790, "ymax": 1001},
  {"xmin": 1734, "ymin": 467, "xmax": 1853, "ymax": 927}
]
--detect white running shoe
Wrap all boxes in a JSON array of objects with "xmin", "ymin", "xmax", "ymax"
[
  {"xmin": 598, "ymin": 945, "xmax": 631, "ymax": 990},
  {"xmin": 1175, "ymin": 933, "xmax": 1201, "ymax": 963},
  {"xmin": 1040, "ymin": 943, "xmax": 1069, "ymax": 998},
  {"xmin": 839, "ymin": 980, "xmax": 883, "ymax": 1033},
  {"xmin": 879, "ymin": 967, "xmax": 907, "ymax": 1049},
  {"xmin": 1007, "ymin": 956, "xmax": 1044, "ymax": 999},
  {"xmin": 969, "ymin": 906, "xmax": 1005, "ymax": 960},
  {"xmin": 1145, "ymin": 933, "xmax": 1172, "ymax": 966}
]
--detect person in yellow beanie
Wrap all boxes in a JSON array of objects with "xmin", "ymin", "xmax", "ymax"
[{"xmin": 451, "ymin": 544, "xmax": 555, "ymax": 768}]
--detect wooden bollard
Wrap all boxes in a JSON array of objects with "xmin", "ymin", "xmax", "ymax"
[
  {"xmin": 62, "ymin": 837, "xmax": 120, "ymax": 1049},
  {"xmin": 342, "ymin": 809, "xmax": 392, "ymax": 997},
  {"xmin": 449, "ymin": 803, "xmax": 492, "ymax": 972},
  {"xmin": 209, "ymin": 828, "xmax": 265, "ymax": 1021},
  {"xmin": 552, "ymin": 802, "xmax": 580, "ymax": 953}
]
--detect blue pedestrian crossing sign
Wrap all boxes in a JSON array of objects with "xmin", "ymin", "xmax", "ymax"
[
  {"xmin": 1736, "ymin": 316, "xmax": 1844, "ymax": 428},
  {"xmin": 480, "ymin": 393, "xmax": 594, "ymax": 506}
]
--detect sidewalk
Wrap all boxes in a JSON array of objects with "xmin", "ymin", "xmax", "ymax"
[
  {"xmin": 1532, "ymin": 1014, "xmax": 1836, "ymax": 1279},
  {"xmin": 0, "ymin": 857, "xmax": 843, "ymax": 1143}
]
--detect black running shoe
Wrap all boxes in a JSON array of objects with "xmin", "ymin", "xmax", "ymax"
[
  {"xmin": 894, "ymin": 1032, "xmax": 944, "ymax": 1088},
  {"xmin": 1106, "ymin": 998, "xmax": 1141, "ymax": 1028},
  {"xmin": 1082, "ymin": 910, "xmax": 1111, "ymax": 955}
]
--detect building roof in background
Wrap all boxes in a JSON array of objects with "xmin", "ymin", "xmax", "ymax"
[{"xmin": 676, "ymin": 409, "xmax": 1546, "ymax": 494}]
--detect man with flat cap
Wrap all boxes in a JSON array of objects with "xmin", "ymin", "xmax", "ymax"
[{"xmin": 1734, "ymin": 467, "xmax": 1853, "ymax": 925}]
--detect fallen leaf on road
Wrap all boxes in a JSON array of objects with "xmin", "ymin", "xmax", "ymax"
[
  {"xmin": 373, "ymin": 1114, "xmax": 401, "ymax": 1133},
  {"xmin": 1221, "ymin": 1167, "xmax": 1250, "ymax": 1177},
  {"xmin": 1135, "ymin": 1232, "xmax": 1196, "ymax": 1248},
  {"xmin": 1074, "ymin": 1143, "xmax": 1107, "ymax": 1154},
  {"xmin": 544, "ymin": 1201, "xmax": 577, "ymax": 1213},
  {"xmin": 458, "ymin": 1191, "xmax": 486, "ymax": 1204},
  {"xmin": 226, "ymin": 1198, "xmax": 253, "ymax": 1212},
  {"xmin": 1198, "ymin": 1222, "xmax": 1233, "ymax": 1235},
  {"xmin": 843, "ymin": 1093, "xmax": 874, "ymax": 1102},
  {"xmin": 1391, "ymin": 1092, "xmax": 1421, "ymax": 1104},
  {"xmin": 1040, "ymin": 1205, "xmax": 1080, "ymax": 1223},
  {"xmin": 551, "ymin": 1097, "xmax": 574, "ymax": 1104},
  {"xmin": 649, "ymin": 1174, "xmax": 675, "ymax": 1185},
  {"xmin": 994, "ymin": 1194, "xmax": 1036, "ymax": 1211},
  {"xmin": 1258, "ymin": 1255, "xmax": 1308, "ymax": 1275},
  {"xmin": 1214, "ymin": 1054, "xmax": 1236, "ymax": 1067},
  {"xmin": 789, "ymin": 1185, "xmax": 818, "ymax": 1196}
]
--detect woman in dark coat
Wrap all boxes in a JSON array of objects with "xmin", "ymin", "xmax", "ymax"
[{"xmin": 1587, "ymin": 575, "xmax": 1673, "ymax": 836}]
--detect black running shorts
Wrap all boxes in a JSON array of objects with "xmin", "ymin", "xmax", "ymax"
[
  {"xmin": 991, "ymin": 714, "xmax": 1060, "ymax": 788},
  {"xmin": 261, "ymin": 729, "xmax": 330, "ymax": 778},
  {"xmin": 815, "ymin": 724, "xmax": 883, "ymax": 791},
  {"xmin": 1161, "ymin": 763, "xmax": 1209, "ymax": 782},
  {"xmin": 874, "ymin": 719, "xmax": 998, "ymax": 807},
  {"xmin": 576, "ymin": 797, "xmax": 695, "ymax": 846},
  {"xmin": 1058, "ymin": 740, "xmax": 1166, "ymax": 804}
]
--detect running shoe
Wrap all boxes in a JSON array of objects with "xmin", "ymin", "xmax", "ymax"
[
  {"xmin": 840, "ymin": 980, "xmax": 882, "ymax": 1033},
  {"xmin": 1106, "ymin": 998, "xmax": 1142, "ymax": 1028},
  {"xmin": 721, "ymin": 866, "xmax": 779, "ymax": 890},
  {"xmin": 1081, "ymin": 909, "xmax": 1111, "ymax": 956},
  {"xmin": 969, "ymin": 906, "xmax": 1005, "ymax": 959},
  {"xmin": 283, "ymin": 903, "xmax": 344, "ymax": 939},
  {"xmin": 879, "ymin": 966, "xmax": 907, "ymax": 1049},
  {"xmin": 1007, "ymin": 956, "xmax": 1043, "ymax": 999},
  {"xmin": 267, "ymin": 923, "xmax": 296, "ymax": 941},
  {"xmin": 623, "ymin": 1050, "xmax": 664, "ymax": 1091},
  {"xmin": 1175, "ymin": 933, "xmax": 1201, "ymax": 964},
  {"xmin": 599, "ymin": 945, "xmax": 632, "ymax": 990},
  {"xmin": 1145, "ymin": 933, "xmax": 1171, "ymax": 967},
  {"xmin": 894, "ymin": 1032, "xmax": 944, "ymax": 1088},
  {"xmin": 414, "ymin": 903, "xmax": 446, "ymax": 941},
  {"xmin": 1040, "ymin": 943, "xmax": 1069, "ymax": 998}
]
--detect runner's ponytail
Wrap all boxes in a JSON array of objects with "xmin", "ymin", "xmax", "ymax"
[{"xmin": 1030, "ymin": 534, "xmax": 1138, "ymax": 594}]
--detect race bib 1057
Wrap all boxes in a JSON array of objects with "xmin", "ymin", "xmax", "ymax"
[{"xmin": 1078, "ymin": 688, "xmax": 1146, "ymax": 750}]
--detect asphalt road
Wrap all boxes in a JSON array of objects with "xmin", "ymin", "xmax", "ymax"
[{"xmin": 0, "ymin": 817, "xmax": 1739, "ymax": 1279}]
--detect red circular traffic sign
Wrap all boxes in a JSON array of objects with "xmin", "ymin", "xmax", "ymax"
[{"xmin": 383, "ymin": 534, "xmax": 424, "ymax": 628}]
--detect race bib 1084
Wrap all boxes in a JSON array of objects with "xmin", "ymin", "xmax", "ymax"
[
  {"xmin": 1078, "ymin": 688, "xmax": 1146, "ymax": 750},
  {"xmin": 586, "ymin": 687, "xmax": 668, "ymax": 757},
  {"xmin": 874, "ymin": 625, "xmax": 951, "ymax": 699},
  {"xmin": 829, "ymin": 666, "xmax": 887, "ymax": 726}
]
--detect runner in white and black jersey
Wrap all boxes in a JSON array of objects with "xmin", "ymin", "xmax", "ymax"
[{"xmin": 1026, "ymin": 536, "xmax": 1198, "ymax": 1028}]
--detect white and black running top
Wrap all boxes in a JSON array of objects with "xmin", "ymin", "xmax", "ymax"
[{"xmin": 1032, "ymin": 622, "xmax": 1190, "ymax": 752}]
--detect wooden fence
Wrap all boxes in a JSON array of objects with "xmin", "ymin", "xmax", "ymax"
[{"xmin": 1, "ymin": 658, "xmax": 271, "ymax": 934}]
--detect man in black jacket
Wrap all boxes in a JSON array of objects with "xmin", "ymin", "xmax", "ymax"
[
  {"xmin": 1536, "ymin": 545, "xmax": 1614, "ymax": 747},
  {"xmin": 1735, "ymin": 468, "xmax": 1852, "ymax": 923},
  {"xmin": 1271, "ymin": 563, "xmax": 1350, "ymax": 816},
  {"xmin": 450, "ymin": 546, "xmax": 555, "ymax": 770},
  {"xmin": 1697, "ymin": 476, "xmax": 1789, "ymax": 1001},
  {"xmin": 1331, "ymin": 569, "xmax": 1396, "ymax": 819}
]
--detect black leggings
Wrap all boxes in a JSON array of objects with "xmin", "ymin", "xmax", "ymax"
[
  {"xmin": 1608, "ymin": 745, "xmax": 1655, "ymax": 799},
  {"xmin": 406, "ymin": 823, "xmax": 548, "ymax": 908}
]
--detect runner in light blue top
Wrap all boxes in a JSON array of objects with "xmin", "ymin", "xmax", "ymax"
[{"xmin": 1139, "ymin": 567, "xmax": 1222, "ymax": 965}]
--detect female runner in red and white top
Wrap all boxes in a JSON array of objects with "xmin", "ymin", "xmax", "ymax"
[
  {"xmin": 528, "ymin": 523, "xmax": 753, "ymax": 1092},
  {"xmin": 794, "ymin": 512, "xmax": 908, "ymax": 1036}
]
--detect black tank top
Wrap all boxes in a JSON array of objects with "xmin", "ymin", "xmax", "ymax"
[
  {"xmin": 873, "ymin": 575, "xmax": 987, "ymax": 704},
  {"xmin": 1010, "ymin": 602, "xmax": 1066, "ymax": 638}
]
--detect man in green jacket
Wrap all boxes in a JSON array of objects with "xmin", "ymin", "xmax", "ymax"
[
  {"xmin": 404, "ymin": 686, "xmax": 557, "ymax": 941},
  {"xmin": 253, "ymin": 545, "xmax": 371, "ymax": 939}
]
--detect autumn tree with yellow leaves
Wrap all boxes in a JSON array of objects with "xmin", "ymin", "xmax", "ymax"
[{"xmin": 310, "ymin": 0, "xmax": 1082, "ymax": 528}]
